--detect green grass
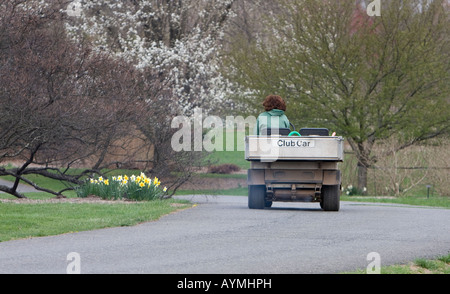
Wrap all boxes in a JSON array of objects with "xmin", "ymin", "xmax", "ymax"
[
  {"xmin": 202, "ymin": 129, "xmax": 250, "ymax": 169},
  {"xmin": 0, "ymin": 172, "xmax": 190, "ymax": 242},
  {"xmin": 345, "ymin": 253, "xmax": 450, "ymax": 274},
  {"xmin": 341, "ymin": 195, "xmax": 450, "ymax": 208},
  {"xmin": 205, "ymin": 150, "xmax": 250, "ymax": 169},
  {"xmin": 0, "ymin": 198, "xmax": 191, "ymax": 242}
]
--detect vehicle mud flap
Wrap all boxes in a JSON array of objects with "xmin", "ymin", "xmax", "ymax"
[{"xmin": 248, "ymin": 185, "xmax": 266, "ymax": 209}]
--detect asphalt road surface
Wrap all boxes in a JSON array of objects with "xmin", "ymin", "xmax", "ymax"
[
  {"xmin": 0, "ymin": 195, "xmax": 449, "ymax": 274},
  {"xmin": 0, "ymin": 178, "xmax": 39, "ymax": 194}
]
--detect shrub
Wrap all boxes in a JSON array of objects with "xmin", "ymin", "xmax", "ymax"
[
  {"xmin": 75, "ymin": 172, "xmax": 167, "ymax": 201},
  {"xmin": 207, "ymin": 164, "xmax": 241, "ymax": 174}
]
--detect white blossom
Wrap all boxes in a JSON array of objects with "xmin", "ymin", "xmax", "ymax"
[{"xmin": 64, "ymin": 0, "xmax": 237, "ymax": 115}]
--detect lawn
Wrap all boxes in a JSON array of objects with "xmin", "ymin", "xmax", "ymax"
[
  {"xmin": 0, "ymin": 198, "xmax": 191, "ymax": 242},
  {"xmin": 340, "ymin": 195, "xmax": 450, "ymax": 208},
  {"xmin": 345, "ymin": 254, "xmax": 450, "ymax": 274},
  {"xmin": 0, "ymin": 172, "xmax": 190, "ymax": 242}
]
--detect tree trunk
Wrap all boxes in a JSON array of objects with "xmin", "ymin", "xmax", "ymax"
[
  {"xmin": 357, "ymin": 162, "xmax": 368, "ymax": 194},
  {"xmin": 353, "ymin": 140, "xmax": 374, "ymax": 195}
]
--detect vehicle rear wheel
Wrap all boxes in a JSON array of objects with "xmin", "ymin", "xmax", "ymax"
[
  {"xmin": 321, "ymin": 185, "xmax": 340, "ymax": 211},
  {"xmin": 248, "ymin": 185, "xmax": 266, "ymax": 209}
]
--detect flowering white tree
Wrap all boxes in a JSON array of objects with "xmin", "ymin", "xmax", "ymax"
[
  {"xmin": 65, "ymin": 0, "xmax": 237, "ymax": 115},
  {"xmin": 0, "ymin": 0, "xmax": 216, "ymax": 198}
]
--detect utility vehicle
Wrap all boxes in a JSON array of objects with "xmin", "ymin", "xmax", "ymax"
[{"xmin": 245, "ymin": 126, "xmax": 343, "ymax": 211}]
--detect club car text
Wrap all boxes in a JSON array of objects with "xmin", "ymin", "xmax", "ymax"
[{"xmin": 277, "ymin": 139, "xmax": 315, "ymax": 148}]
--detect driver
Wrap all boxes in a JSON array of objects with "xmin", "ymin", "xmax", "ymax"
[{"xmin": 255, "ymin": 95, "xmax": 290, "ymax": 135}]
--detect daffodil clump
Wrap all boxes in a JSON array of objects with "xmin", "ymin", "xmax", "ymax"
[{"xmin": 76, "ymin": 172, "xmax": 168, "ymax": 201}]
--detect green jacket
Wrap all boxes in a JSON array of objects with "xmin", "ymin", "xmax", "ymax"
[{"xmin": 255, "ymin": 109, "xmax": 290, "ymax": 135}]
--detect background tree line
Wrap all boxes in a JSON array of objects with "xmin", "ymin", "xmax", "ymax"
[
  {"xmin": 0, "ymin": 0, "xmax": 449, "ymax": 198},
  {"xmin": 224, "ymin": 0, "xmax": 450, "ymax": 193}
]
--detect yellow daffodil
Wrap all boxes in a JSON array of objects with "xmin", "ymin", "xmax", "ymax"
[{"xmin": 82, "ymin": 173, "xmax": 168, "ymax": 201}]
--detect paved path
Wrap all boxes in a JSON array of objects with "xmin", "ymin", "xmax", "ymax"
[
  {"xmin": 0, "ymin": 178, "xmax": 39, "ymax": 194},
  {"xmin": 0, "ymin": 196, "xmax": 449, "ymax": 273}
]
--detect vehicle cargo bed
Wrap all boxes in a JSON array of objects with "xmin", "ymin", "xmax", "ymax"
[{"xmin": 245, "ymin": 136, "xmax": 344, "ymax": 161}]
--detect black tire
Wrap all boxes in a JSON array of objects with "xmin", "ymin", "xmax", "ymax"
[
  {"xmin": 321, "ymin": 185, "xmax": 340, "ymax": 211},
  {"xmin": 248, "ymin": 185, "xmax": 266, "ymax": 209}
]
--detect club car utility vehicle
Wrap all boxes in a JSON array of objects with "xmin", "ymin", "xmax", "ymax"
[{"xmin": 245, "ymin": 126, "xmax": 343, "ymax": 211}]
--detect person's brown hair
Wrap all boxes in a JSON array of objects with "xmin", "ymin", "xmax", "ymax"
[{"xmin": 263, "ymin": 95, "xmax": 286, "ymax": 111}]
